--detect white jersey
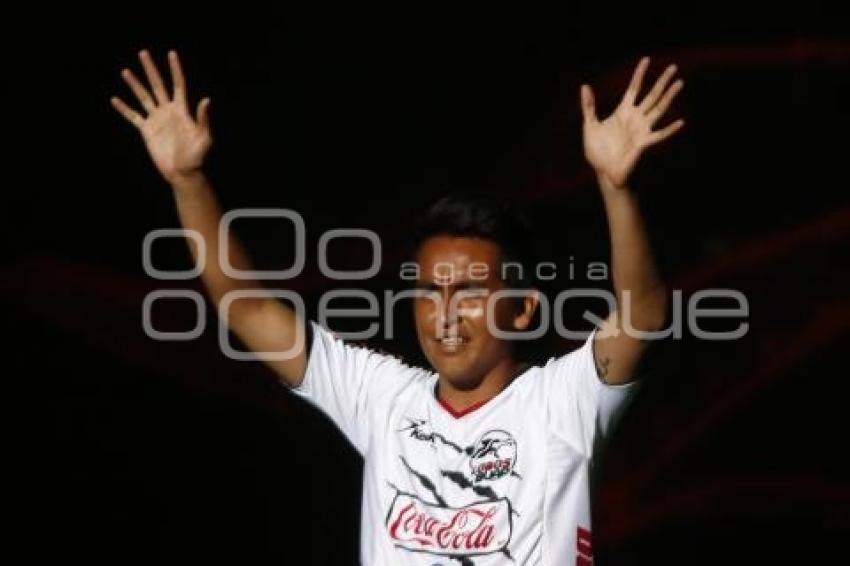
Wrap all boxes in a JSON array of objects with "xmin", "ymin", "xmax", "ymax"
[{"xmin": 292, "ymin": 320, "xmax": 637, "ymax": 565}]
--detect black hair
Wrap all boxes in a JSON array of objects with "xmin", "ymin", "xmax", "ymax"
[{"xmin": 408, "ymin": 193, "xmax": 538, "ymax": 290}]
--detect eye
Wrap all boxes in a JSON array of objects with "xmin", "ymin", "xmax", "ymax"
[{"xmin": 413, "ymin": 284, "xmax": 442, "ymax": 301}]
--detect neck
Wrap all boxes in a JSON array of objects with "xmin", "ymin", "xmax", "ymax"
[{"xmin": 437, "ymin": 357, "xmax": 527, "ymax": 415}]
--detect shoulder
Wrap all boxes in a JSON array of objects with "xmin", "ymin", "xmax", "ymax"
[{"xmin": 308, "ymin": 320, "xmax": 434, "ymax": 383}]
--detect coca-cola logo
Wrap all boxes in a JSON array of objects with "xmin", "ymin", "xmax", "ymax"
[{"xmin": 386, "ymin": 493, "xmax": 513, "ymax": 558}]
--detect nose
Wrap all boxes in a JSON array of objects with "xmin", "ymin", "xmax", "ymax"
[
  {"xmin": 437, "ymin": 287, "xmax": 459, "ymax": 336},
  {"xmin": 433, "ymin": 285, "xmax": 485, "ymax": 340}
]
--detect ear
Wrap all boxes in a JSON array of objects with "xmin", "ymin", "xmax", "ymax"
[{"xmin": 512, "ymin": 290, "xmax": 540, "ymax": 331}]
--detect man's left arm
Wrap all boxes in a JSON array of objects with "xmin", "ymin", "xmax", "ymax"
[{"xmin": 580, "ymin": 57, "xmax": 685, "ymax": 385}]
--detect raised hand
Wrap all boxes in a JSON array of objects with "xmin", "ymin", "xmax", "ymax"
[
  {"xmin": 111, "ymin": 50, "xmax": 212, "ymax": 184},
  {"xmin": 581, "ymin": 57, "xmax": 684, "ymax": 189}
]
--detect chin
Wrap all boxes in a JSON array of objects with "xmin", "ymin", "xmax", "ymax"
[{"xmin": 432, "ymin": 361, "xmax": 484, "ymax": 390}]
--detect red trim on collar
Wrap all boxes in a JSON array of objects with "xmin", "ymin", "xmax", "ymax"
[
  {"xmin": 435, "ymin": 382, "xmax": 492, "ymax": 418},
  {"xmin": 437, "ymin": 396, "xmax": 491, "ymax": 418}
]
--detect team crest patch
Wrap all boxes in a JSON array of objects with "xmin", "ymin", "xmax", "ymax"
[{"xmin": 469, "ymin": 430, "xmax": 517, "ymax": 482}]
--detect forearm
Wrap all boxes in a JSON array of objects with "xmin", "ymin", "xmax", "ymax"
[
  {"xmin": 170, "ymin": 172, "xmax": 306, "ymax": 384},
  {"xmin": 170, "ymin": 172, "xmax": 270, "ymax": 319},
  {"xmin": 598, "ymin": 176, "xmax": 668, "ymax": 331}
]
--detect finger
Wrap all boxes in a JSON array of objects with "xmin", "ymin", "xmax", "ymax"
[
  {"xmin": 196, "ymin": 97, "xmax": 211, "ymax": 130},
  {"xmin": 646, "ymin": 79, "xmax": 684, "ymax": 125},
  {"xmin": 647, "ymin": 119, "xmax": 685, "ymax": 145},
  {"xmin": 121, "ymin": 68, "xmax": 156, "ymax": 113},
  {"xmin": 580, "ymin": 84, "xmax": 598, "ymax": 123},
  {"xmin": 621, "ymin": 56, "xmax": 650, "ymax": 107},
  {"xmin": 168, "ymin": 50, "xmax": 187, "ymax": 107},
  {"xmin": 110, "ymin": 96, "xmax": 144, "ymax": 128},
  {"xmin": 139, "ymin": 50, "xmax": 170, "ymax": 104},
  {"xmin": 639, "ymin": 63, "xmax": 678, "ymax": 113}
]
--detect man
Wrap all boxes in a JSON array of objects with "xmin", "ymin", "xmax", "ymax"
[{"xmin": 112, "ymin": 49, "xmax": 682, "ymax": 565}]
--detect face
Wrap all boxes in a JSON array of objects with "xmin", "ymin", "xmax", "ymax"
[{"xmin": 413, "ymin": 236, "xmax": 537, "ymax": 389}]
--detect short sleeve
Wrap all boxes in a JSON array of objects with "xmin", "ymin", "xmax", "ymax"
[
  {"xmin": 543, "ymin": 328, "xmax": 639, "ymax": 458},
  {"xmin": 290, "ymin": 320, "xmax": 428, "ymax": 455}
]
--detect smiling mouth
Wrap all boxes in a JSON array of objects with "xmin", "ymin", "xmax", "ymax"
[{"xmin": 435, "ymin": 335, "xmax": 469, "ymax": 352}]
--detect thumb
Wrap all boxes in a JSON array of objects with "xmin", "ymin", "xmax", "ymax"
[
  {"xmin": 196, "ymin": 97, "xmax": 211, "ymax": 129},
  {"xmin": 580, "ymin": 84, "xmax": 597, "ymax": 123}
]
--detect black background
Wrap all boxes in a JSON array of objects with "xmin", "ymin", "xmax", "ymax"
[{"xmin": 7, "ymin": 4, "xmax": 849, "ymax": 565}]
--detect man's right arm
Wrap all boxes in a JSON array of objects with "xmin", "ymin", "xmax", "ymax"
[
  {"xmin": 170, "ymin": 172, "xmax": 308, "ymax": 386},
  {"xmin": 112, "ymin": 49, "xmax": 307, "ymax": 387}
]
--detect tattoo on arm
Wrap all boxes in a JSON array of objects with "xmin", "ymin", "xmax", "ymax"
[{"xmin": 595, "ymin": 355, "xmax": 611, "ymax": 384}]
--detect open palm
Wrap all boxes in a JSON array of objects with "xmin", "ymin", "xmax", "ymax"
[
  {"xmin": 582, "ymin": 57, "xmax": 684, "ymax": 188},
  {"xmin": 111, "ymin": 50, "xmax": 211, "ymax": 184}
]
